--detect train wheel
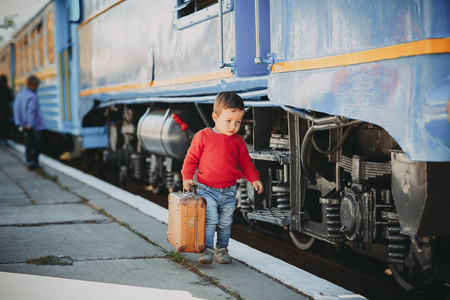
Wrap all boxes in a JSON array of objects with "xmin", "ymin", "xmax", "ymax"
[{"xmin": 289, "ymin": 231, "xmax": 315, "ymax": 250}]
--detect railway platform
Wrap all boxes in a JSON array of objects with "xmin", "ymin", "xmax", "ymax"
[{"xmin": 0, "ymin": 142, "xmax": 365, "ymax": 300}]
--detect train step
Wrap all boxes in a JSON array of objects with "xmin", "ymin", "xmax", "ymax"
[
  {"xmin": 249, "ymin": 149, "xmax": 290, "ymax": 164},
  {"xmin": 247, "ymin": 208, "xmax": 293, "ymax": 226}
]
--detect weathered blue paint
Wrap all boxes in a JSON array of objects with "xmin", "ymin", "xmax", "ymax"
[
  {"xmin": 77, "ymin": 0, "xmax": 269, "ymax": 104},
  {"xmin": 270, "ymin": 0, "xmax": 449, "ymax": 61},
  {"xmin": 234, "ymin": 0, "xmax": 270, "ymax": 77},
  {"xmin": 54, "ymin": 0, "xmax": 70, "ymax": 52},
  {"xmin": 268, "ymin": 0, "xmax": 450, "ymax": 161}
]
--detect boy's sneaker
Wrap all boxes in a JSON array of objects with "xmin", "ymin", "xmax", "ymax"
[
  {"xmin": 199, "ymin": 248, "xmax": 214, "ymax": 264},
  {"xmin": 215, "ymin": 248, "xmax": 232, "ymax": 264}
]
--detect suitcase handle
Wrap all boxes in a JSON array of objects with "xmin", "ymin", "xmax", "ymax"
[
  {"xmin": 183, "ymin": 184, "xmax": 195, "ymax": 197},
  {"xmin": 182, "ymin": 183, "xmax": 204, "ymax": 201},
  {"xmin": 183, "ymin": 189, "xmax": 195, "ymax": 196}
]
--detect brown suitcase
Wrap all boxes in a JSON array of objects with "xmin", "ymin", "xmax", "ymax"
[{"xmin": 167, "ymin": 191, "xmax": 206, "ymax": 253}]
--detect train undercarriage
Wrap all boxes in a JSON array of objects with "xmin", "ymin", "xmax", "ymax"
[{"xmin": 89, "ymin": 102, "xmax": 450, "ymax": 292}]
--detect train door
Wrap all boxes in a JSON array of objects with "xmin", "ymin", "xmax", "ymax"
[
  {"xmin": 54, "ymin": 0, "xmax": 78, "ymax": 131},
  {"xmin": 56, "ymin": 0, "xmax": 107, "ymax": 152}
]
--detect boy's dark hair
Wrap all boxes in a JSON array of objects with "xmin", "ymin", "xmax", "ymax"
[{"xmin": 214, "ymin": 91, "xmax": 245, "ymax": 114}]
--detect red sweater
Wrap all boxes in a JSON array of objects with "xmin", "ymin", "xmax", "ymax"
[{"xmin": 182, "ymin": 128, "xmax": 260, "ymax": 189}]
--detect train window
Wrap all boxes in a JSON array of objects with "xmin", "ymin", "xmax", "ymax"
[
  {"xmin": 21, "ymin": 39, "xmax": 26, "ymax": 75},
  {"xmin": 24, "ymin": 36, "xmax": 29, "ymax": 74},
  {"xmin": 31, "ymin": 27, "xmax": 37, "ymax": 71},
  {"xmin": 174, "ymin": 0, "xmax": 233, "ymax": 30},
  {"xmin": 0, "ymin": 54, "xmax": 6, "ymax": 76},
  {"xmin": 17, "ymin": 39, "xmax": 22, "ymax": 77},
  {"xmin": 6, "ymin": 54, "xmax": 10, "ymax": 78},
  {"xmin": 15, "ymin": 40, "xmax": 20, "ymax": 77},
  {"xmin": 18, "ymin": 39, "xmax": 23, "ymax": 76},
  {"xmin": 47, "ymin": 11, "xmax": 54, "ymax": 64},
  {"xmin": 38, "ymin": 22, "xmax": 44, "ymax": 67},
  {"xmin": 176, "ymin": 0, "xmax": 216, "ymax": 18}
]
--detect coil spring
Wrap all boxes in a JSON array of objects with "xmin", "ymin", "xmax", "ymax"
[
  {"xmin": 147, "ymin": 157, "xmax": 158, "ymax": 185},
  {"xmin": 326, "ymin": 201, "xmax": 344, "ymax": 241},
  {"xmin": 166, "ymin": 171, "xmax": 174, "ymax": 189},
  {"xmin": 273, "ymin": 185, "xmax": 290, "ymax": 209},
  {"xmin": 387, "ymin": 218, "xmax": 409, "ymax": 264},
  {"xmin": 238, "ymin": 178, "xmax": 252, "ymax": 212},
  {"xmin": 131, "ymin": 153, "xmax": 144, "ymax": 180}
]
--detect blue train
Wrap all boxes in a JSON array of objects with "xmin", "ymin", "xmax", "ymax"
[{"xmin": 1, "ymin": 0, "xmax": 449, "ymax": 291}]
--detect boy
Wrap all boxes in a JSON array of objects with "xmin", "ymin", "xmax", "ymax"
[{"xmin": 182, "ymin": 91, "xmax": 263, "ymax": 264}]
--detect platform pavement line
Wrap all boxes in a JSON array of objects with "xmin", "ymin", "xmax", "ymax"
[
  {"xmin": 0, "ymin": 271, "xmax": 203, "ymax": 300},
  {"xmin": 9, "ymin": 143, "xmax": 169, "ymax": 224},
  {"xmin": 9, "ymin": 142, "xmax": 365, "ymax": 299}
]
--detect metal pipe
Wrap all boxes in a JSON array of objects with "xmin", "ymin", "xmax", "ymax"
[
  {"xmin": 254, "ymin": 0, "xmax": 271, "ymax": 65},
  {"xmin": 301, "ymin": 119, "xmax": 364, "ymax": 185},
  {"xmin": 281, "ymin": 105, "xmax": 314, "ymax": 122},
  {"xmin": 281, "ymin": 105, "xmax": 348, "ymax": 125},
  {"xmin": 282, "ymin": 104, "xmax": 364, "ymax": 184},
  {"xmin": 254, "ymin": 0, "xmax": 262, "ymax": 64},
  {"xmin": 218, "ymin": 0, "xmax": 232, "ymax": 68}
]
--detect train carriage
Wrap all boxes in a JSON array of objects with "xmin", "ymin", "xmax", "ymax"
[
  {"xmin": 8, "ymin": 0, "xmax": 106, "ymax": 150},
  {"xmin": 13, "ymin": 2, "xmax": 61, "ymax": 133},
  {"xmin": 253, "ymin": 0, "xmax": 450, "ymax": 291},
  {"xmin": 2, "ymin": 0, "xmax": 449, "ymax": 293}
]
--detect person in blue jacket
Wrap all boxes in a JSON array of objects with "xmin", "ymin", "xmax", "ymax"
[{"xmin": 14, "ymin": 75, "xmax": 46, "ymax": 170}]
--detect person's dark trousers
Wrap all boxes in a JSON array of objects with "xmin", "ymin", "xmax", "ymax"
[
  {"xmin": 0, "ymin": 119, "xmax": 9, "ymax": 144},
  {"xmin": 24, "ymin": 128, "xmax": 42, "ymax": 169}
]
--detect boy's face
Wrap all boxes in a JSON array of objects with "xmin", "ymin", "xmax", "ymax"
[{"xmin": 212, "ymin": 108, "xmax": 244, "ymax": 136}]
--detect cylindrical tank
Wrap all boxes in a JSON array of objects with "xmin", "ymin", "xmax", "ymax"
[{"xmin": 137, "ymin": 108, "xmax": 197, "ymax": 161}]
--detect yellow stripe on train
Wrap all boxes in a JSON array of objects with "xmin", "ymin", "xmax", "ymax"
[
  {"xmin": 79, "ymin": 69, "xmax": 234, "ymax": 97},
  {"xmin": 271, "ymin": 38, "xmax": 450, "ymax": 73}
]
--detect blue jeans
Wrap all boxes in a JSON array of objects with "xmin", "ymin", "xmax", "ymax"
[{"xmin": 197, "ymin": 183, "xmax": 237, "ymax": 250}]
